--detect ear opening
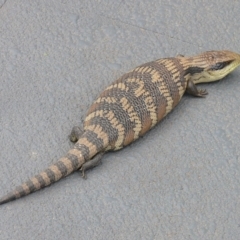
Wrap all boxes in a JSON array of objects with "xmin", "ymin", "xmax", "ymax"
[{"xmin": 184, "ymin": 67, "xmax": 204, "ymax": 76}]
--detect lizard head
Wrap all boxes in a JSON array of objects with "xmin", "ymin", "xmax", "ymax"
[{"xmin": 187, "ymin": 50, "xmax": 240, "ymax": 84}]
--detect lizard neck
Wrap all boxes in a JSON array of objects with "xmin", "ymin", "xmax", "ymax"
[{"xmin": 177, "ymin": 56, "xmax": 209, "ymax": 85}]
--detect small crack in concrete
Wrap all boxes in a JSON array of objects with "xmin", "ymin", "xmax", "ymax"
[
  {"xmin": 0, "ymin": 0, "xmax": 7, "ymax": 9},
  {"xmin": 100, "ymin": 14, "xmax": 200, "ymax": 47}
]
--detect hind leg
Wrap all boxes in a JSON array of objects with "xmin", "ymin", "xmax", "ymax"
[
  {"xmin": 69, "ymin": 126, "xmax": 84, "ymax": 142},
  {"xmin": 80, "ymin": 152, "xmax": 105, "ymax": 179},
  {"xmin": 176, "ymin": 54, "xmax": 184, "ymax": 58}
]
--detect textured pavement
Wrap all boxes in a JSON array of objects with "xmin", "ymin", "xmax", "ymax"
[{"xmin": 1, "ymin": 1, "xmax": 240, "ymax": 239}]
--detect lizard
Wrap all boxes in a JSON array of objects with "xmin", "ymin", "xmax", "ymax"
[{"xmin": 1, "ymin": 50, "xmax": 240, "ymax": 205}]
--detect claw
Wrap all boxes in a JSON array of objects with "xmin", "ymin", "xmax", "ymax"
[{"xmin": 197, "ymin": 89, "xmax": 208, "ymax": 97}]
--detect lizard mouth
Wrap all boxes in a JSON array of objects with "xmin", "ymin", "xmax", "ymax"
[
  {"xmin": 190, "ymin": 60, "xmax": 240, "ymax": 84},
  {"xmin": 207, "ymin": 60, "xmax": 240, "ymax": 79}
]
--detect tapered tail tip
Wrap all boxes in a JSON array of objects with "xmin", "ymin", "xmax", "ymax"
[{"xmin": 0, "ymin": 193, "xmax": 17, "ymax": 205}]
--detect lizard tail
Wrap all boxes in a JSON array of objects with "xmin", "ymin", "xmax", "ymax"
[{"xmin": 0, "ymin": 129, "xmax": 107, "ymax": 205}]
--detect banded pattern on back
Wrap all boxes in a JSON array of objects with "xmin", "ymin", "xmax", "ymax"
[{"xmin": 84, "ymin": 57, "xmax": 189, "ymax": 150}]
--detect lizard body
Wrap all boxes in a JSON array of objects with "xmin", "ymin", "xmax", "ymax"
[{"xmin": 1, "ymin": 50, "xmax": 240, "ymax": 205}]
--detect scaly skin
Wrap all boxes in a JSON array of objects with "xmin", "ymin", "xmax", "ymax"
[{"xmin": 1, "ymin": 50, "xmax": 240, "ymax": 205}]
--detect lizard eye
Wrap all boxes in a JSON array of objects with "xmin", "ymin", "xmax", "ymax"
[{"xmin": 209, "ymin": 61, "xmax": 232, "ymax": 70}]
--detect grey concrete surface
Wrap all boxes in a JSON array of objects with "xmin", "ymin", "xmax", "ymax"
[{"xmin": 1, "ymin": 0, "xmax": 240, "ymax": 239}]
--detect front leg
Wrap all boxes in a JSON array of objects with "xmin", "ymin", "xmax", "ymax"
[{"xmin": 186, "ymin": 79, "xmax": 208, "ymax": 97}]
